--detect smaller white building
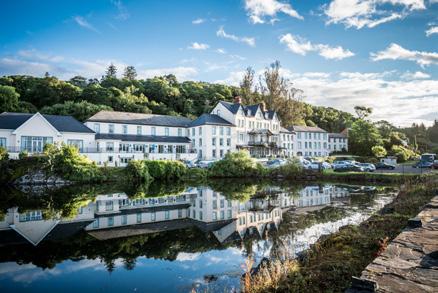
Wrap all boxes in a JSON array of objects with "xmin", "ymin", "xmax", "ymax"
[
  {"xmin": 328, "ymin": 130, "xmax": 349, "ymax": 153},
  {"xmin": 290, "ymin": 125, "xmax": 329, "ymax": 157},
  {"xmin": 0, "ymin": 112, "xmax": 95, "ymax": 159}
]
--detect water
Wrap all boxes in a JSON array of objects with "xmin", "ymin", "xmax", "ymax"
[{"xmin": 0, "ymin": 181, "xmax": 397, "ymax": 293}]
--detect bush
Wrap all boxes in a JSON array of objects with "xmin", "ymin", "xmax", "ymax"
[
  {"xmin": 209, "ymin": 151, "xmax": 261, "ymax": 177},
  {"xmin": 372, "ymin": 145, "xmax": 387, "ymax": 158},
  {"xmin": 0, "ymin": 147, "xmax": 8, "ymax": 161},
  {"xmin": 18, "ymin": 150, "xmax": 28, "ymax": 159},
  {"xmin": 274, "ymin": 158, "xmax": 303, "ymax": 177},
  {"xmin": 390, "ymin": 145, "xmax": 417, "ymax": 162},
  {"xmin": 125, "ymin": 160, "xmax": 151, "ymax": 183},
  {"xmin": 143, "ymin": 160, "xmax": 187, "ymax": 180}
]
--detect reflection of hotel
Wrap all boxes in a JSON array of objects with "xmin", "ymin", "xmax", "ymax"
[{"xmin": 0, "ymin": 185, "xmax": 355, "ymax": 246}]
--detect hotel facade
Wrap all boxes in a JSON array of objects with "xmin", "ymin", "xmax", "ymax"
[{"xmin": 0, "ymin": 97, "xmax": 347, "ymax": 166}]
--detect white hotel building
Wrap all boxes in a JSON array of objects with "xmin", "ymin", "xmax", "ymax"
[{"xmin": 0, "ymin": 98, "xmax": 347, "ymax": 165}]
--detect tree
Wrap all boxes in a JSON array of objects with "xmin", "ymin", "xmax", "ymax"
[
  {"xmin": 240, "ymin": 67, "xmax": 260, "ymax": 104},
  {"xmin": 349, "ymin": 120, "xmax": 383, "ymax": 156},
  {"xmin": 259, "ymin": 61, "xmax": 306, "ymax": 126},
  {"xmin": 427, "ymin": 120, "xmax": 438, "ymax": 143},
  {"xmin": 123, "ymin": 66, "xmax": 137, "ymax": 81},
  {"xmin": 372, "ymin": 145, "xmax": 387, "ymax": 158},
  {"xmin": 105, "ymin": 63, "xmax": 117, "ymax": 79},
  {"xmin": 40, "ymin": 101, "xmax": 113, "ymax": 121},
  {"xmin": 69, "ymin": 76, "xmax": 88, "ymax": 88},
  {"xmin": 0, "ymin": 85, "xmax": 19, "ymax": 112},
  {"xmin": 354, "ymin": 106, "xmax": 373, "ymax": 119}
]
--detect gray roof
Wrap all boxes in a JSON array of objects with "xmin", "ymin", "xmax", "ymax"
[
  {"xmin": 0, "ymin": 112, "xmax": 94, "ymax": 133},
  {"xmin": 87, "ymin": 111, "xmax": 192, "ymax": 127},
  {"xmin": 280, "ymin": 127, "xmax": 293, "ymax": 133},
  {"xmin": 329, "ymin": 133, "xmax": 348, "ymax": 138},
  {"xmin": 289, "ymin": 125, "xmax": 327, "ymax": 133},
  {"xmin": 189, "ymin": 114, "xmax": 234, "ymax": 127},
  {"xmin": 96, "ymin": 133, "xmax": 191, "ymax": 144},
  {"xmin": 219, "ymin": 101, "xmax": 277, "ymax": 120}
]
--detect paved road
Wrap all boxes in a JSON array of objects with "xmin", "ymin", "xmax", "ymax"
[{"xmin": 374, "ymin": 165, "xmax": 433, "ymax": 174}]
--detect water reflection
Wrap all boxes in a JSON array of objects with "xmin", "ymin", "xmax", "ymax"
[{"xmin": 0, "ymin": 182, "xmax": 396, "ymax": 293}]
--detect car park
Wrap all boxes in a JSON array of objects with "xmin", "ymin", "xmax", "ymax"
[
  {"xmin": 266, "ymin": 159, "xmax": 287, "ymax": 168},
  {"xmin": 413, "ymin": 161, "xmax": 433, "ymax": 169}
]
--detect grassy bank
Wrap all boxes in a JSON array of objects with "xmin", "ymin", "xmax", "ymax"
[{"xmin": 244, "ymin": 177, "xmax": 438, "ymax": 293}]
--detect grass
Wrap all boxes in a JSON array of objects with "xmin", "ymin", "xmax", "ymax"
[{"xmin": 244, "ymin": 177, "xmax": 438, "ymax": 293}]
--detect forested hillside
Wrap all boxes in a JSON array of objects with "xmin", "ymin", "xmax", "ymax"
[{"xmin": 0, "ymin": 61, "xmax": 436, "ymax": 156}]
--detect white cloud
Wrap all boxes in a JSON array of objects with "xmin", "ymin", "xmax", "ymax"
[
  {"xmin": 18, "ymin": 49, "xmax": 64, "ymax": 62},
  {"xmin": 216, "ymin": 48, "xmax": 226, "ymax": 54},
  {"xmin": 371, "ymin": 43, "xmax": 438, "ymax": 67},
  {"xmin": 138, "ymin": 66, "xmax": 198, "ymax": 80},
  {"xmin": 426, "ymin": 26, "xmax": 438, "ymax": 36},
  {"xmin": 187, "ymin": 42, "xmax": 210, "ymax": 50},
  {"xmin": 216, "ymin": 27, "xmax": 256, "ymax": 47},
  {"xmin": 244, "ymin": 0, "xmax": 303, "ymax": 24},
  {"xmin": 401, "ymin": 71, "xmax": 431, "ymax": 79},
  {"xmin": 111, "ymin": 0, "xmax": 130, "ymax": 20},
  {"xmin": 279, "ymin": 33, "xmax": 354, "ymax": 60},
  {"xmin": 192, "ymin": 18, "xmax": 205, "ymax": 24},
  {"xmin": 219, "ymin": 69, "xmax": 438, "ymax": 126},
  {"xmin": 324, "ymin": 0, "xmax": 426, "ymax": 29},
  {"xmin": 73, "ymin": 16, "xmax": 99, "ymax": 33}
]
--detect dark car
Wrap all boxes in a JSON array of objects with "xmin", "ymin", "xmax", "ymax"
[
  {"xmin": 375, "ymin": 162, "xmax": 396, "ymax": 170},
  {"xmin": 334, "ymin": 164, "xmax": 364, "ymax": 172},
  {"xmin": 413, "ymin": 161, "xmax": 433, "ymax": 169},
  {"xmin": 433, "ymin": 161, "xmax": 438, "ymax": 169}
]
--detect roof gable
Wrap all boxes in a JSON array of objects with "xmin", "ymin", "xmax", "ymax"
[
  {"xmin": 13, "ymin": 113, "xmax": 61, "ymax": 136},
  {"xmin": 189, "ymin": 114, "xmax": 234, "ymax": 127}
]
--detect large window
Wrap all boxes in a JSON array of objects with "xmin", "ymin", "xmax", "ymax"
[
  {"xmin": 178, "ymin": 128, "xmax": 182, "ymax": 136},
  {"xmin": 137, "ymin": 126, "xmax": 142, "ymax": 135},
  {"xmin": 109, "ymin": 124, "xmax": 114, "ymax": 134},
  {"xmin": 212, "ymin": 126, "xmax": 217, "ymax": 135},
  {"xmin": 67, "ymin": 139, "xmax": 84, "ymax": 151},
  {"xmin": 165, "ymin": 128, "xmax": 169, "ymax": 136},
  {"xmin": 20, "ymin": 136, "xmax": 53, "ymax": 153},
  {"xmin": 151, "ymin": 127, "xmax": 156, "ymax": 136},
  {"xmin": 0, "ymin": 137, "xmax": 6, "ymax": 148},
  {"xmin": 106, "ymin": 142, "xmax": 114, "ymax": 152},
  {"xmin": 123, "ymin": 125, "xmax": 128, "ymax": 134},
  {"xmin": 176, "ymin": 145, "xmax": 186, "ymax": 153}
]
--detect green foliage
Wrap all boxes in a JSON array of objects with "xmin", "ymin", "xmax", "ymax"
[
  {"xmin": 273, "ymin": 158, "xmax": 303, "ymax": 177},
  {"xmin": 349, "ymin": 119, "xmax": 383, "ymax": 156},
  {"xmin": 143, "ymin": 160, "xmax": 187, "ymax": 180},
  {"xmin": 371, "ymin": 145, "xmax": 387, "ymax": 158},
  {"xmin": 18, "ymin": 150, "xmax": 28, "ymax": 159},
  {"xmin": 125, "ymin": 160, "xmax": 151, "ymax": 184},
  {"xmin": 209, "ymin": 150, "xmax": 261, "ymax": 177},
  {"xmin": 390, "ymin": 145, "xmax": 417, "ymax": 162},
  {"xmin": 0, "ymin": 147, "xmax": 8, "ymax": 161},
  {"xmin": 0, "ymin": 85, "xmax": 20, "ymax": 112},
  {"xmin": 43, "ymin": 144, "xmax": 104, "ymax": 182},
  {"xmin": 40, "ymin": 100, "xmax": 113, "ymax": 121}
]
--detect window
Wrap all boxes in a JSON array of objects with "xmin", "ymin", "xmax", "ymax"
[
  {"xmin": 212, "ymin": 137, "xmax": 216, "ymax": 146},
  {"xmin": 199, "ymin": 199, "xmax": 203, "ymax": 208},
  {"xmin": 226, "ymin": 127, "xmax": 231, "ymax": 136},
  {"xmin": 94, "ymin": 123, "xmax": 100, "ymax": 133},
  {"xmin": 212, "ymin": 211, "xmax": 217, "ymax": 220},
  {"xmin": 199, "ymin": 211, "xmax": 203, "ymax": 220},
  {"xmin": 219, "ymin": 138, "xmax": 224, "ymax": 146},
  {"xmin": 165, "ymin": 128, "xmax": 169, "ymax": 136},
  {"xmin": 213, "ymin": 200, "xmax": 217, "ymax": 209},
  {"xmin": 212, "ymin": 149, "xmax": 216, "ymax": 158},
  {"xmin": 199, "ymin": 138, "xmax": 202, "ymax": 146},
  {"xmin": 123, "ymin": 125, "xmax": 128, "ymax": 134},
  {"xmin": 109, "ymin": 124, "xmax": 114, "ymax": 134},
  {"xmin": 137, "ymin": 126, "xmax": 142, "ymax": 135},
  {"xmin": 298, "ymin": 142, "xmax": 302, "ymax": 149},
  {"xmin": 108, "ymin": 217, "xmax": 114, "ymax": 227},
  {"xmin": 220, "ymin": 127, "xmax": 224, "ymax": 135},
  {"xmin": 122, "ymin": 215, "xmax": 127, "ymax": 225},
  {"xmin": 92, "ymin": 219, "xmax": 99, "ymax": 228},
  {"xmin": 178, "ymin": 209, "xmax": 183, "ymax": 218},
  {"xmin": 191, "ymin": 128, "xmax": 195, "ymax": 136},
  {"xmin": 105, "ymin": 201, "xmax": 113, "ymax": 211},
  {"xmin": 20, "ymin": 136, "xmax": 53, "ymax": 153},
  {"xmin": 151, "ymin": 212, "xmax": 156, "ymax": 221},
  {"xmin": 137, "ymin": 213, "xmax": 142, "ymax": 223},
  {"xmin": 220, "ymin": 199, "xmax": 224, "ymax": 208},
  {"xmin": 178, "ymin": 128, "xmax": 182, "ymax": 136},
  {"xmin": 239, "ymin": 133, "xmax": 244, "ymax": 142},
  {"xmin": 220, "ymin": 150, "xmax": 224, "ymax": 157},
  {"xmin": 151, "ymin": 127, "xmax": 156, "ymax": 136},
  {"xmin": 226, "ymin": 138, "xmax": 231, "ymax": 146},
  {"xmin": 0, "ymin": 137, "xmax": 5, "ymax": 147},
  {"xmin": 198, "ymin": 127, "xmax": 202, "ymax": 135},
  {"xmin": 212, "ymin": 126, "xmax": 217, "ymax": 135},
  {"xmin": 158, "ymin": 145, "xmax": 164, "ymax": 153},
  {"xmin": 67, "ymin": 139, "xmax": 83, "ymax": 151},
  {"xmin": 106, "ymin": 142, "xmax": 114, "ymax": 152},
  {"xmin": 176, "ymin": 145, "xmax": 186, "ymax": 153},
  {"xmin": 165, "ymin": 211, "xmax": 170, "ymax": 220},
  {"xmin": 227, "ymin": 210, "xmax": 232, "ymax": 219},
  {"xmin": 298, "ymin": 132, "xmax": 301, "ymax": 139}
]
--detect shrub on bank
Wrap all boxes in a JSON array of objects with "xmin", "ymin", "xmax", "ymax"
[
  {"xmin": 272, "ymin": 158, "xmax": 303, "ymax": 177},
  {"xmin": 143, "ymin": 159, "xmax": 187, "ymax": 180},
  {"xmin": 125, "ymin": 160, "xmax": 151, "ymax": 183},
  {"xmin": 208, "ymin": 150, "xmax": 262, "ymax": 177}
]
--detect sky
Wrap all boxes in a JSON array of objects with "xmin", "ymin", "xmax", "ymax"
[{"xmin": 0, "ymin": 0, "xmax": 437, "ymax": 127}]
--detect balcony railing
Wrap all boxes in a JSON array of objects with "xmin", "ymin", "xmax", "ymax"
[{"xmin": 3, "ymin": 146, "xmax": 197, "ymax": 155}]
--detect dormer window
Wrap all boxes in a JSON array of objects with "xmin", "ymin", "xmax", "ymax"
[{"xmin": 217, "ymin": 109, "xmax": 221, "ymax": 116}]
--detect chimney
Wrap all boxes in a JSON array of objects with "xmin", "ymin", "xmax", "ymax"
[
  {"xmin": 260, "ymin": 102, "xmax": 266, "ymax": 112},
  {"xmin": 234, "ymin": 96, "xmax": 242, "ymax": 104}
]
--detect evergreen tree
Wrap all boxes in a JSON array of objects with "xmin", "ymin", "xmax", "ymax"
[
  {"xmin": 123, "ymin": 66, "xmax": 137, "ymax": 81},
  {"xmin": 105, "ymin": 63, "xmax": 117, "ymax": 79}
]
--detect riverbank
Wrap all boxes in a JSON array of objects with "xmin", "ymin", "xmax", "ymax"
[{"xmin": 244, "ymin": 177, "xmax": 438, "ymax": 293}]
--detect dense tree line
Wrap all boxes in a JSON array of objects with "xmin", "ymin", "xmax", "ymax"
[{"xmin": 0, "ymin": 61, "xmax": 436, "ymax": 157}]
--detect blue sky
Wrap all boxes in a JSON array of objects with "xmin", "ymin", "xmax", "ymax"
[{"xmin": 0, "ymin": 0, "xmax": 437, "ymax": 126}]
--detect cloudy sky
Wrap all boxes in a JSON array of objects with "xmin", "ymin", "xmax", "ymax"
[{"xmin": 1, "ymin": 0, "xmax": 437, "ymax": 126}]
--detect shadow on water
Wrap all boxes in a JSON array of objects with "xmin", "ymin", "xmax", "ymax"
[{"xmin": 0, "ymin": 179, "xmax": 398, "ymax": 292}]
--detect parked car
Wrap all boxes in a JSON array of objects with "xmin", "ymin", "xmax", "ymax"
[
  {"xmin": 332, "ymin": 161, "xmax": 351, "ymax": 170},
  {"xmin": 413, "ymin": 161, "xmax": 433, "ymax": 168},
  {"xmin": 308, "ymin": 161, "xmax": 332, "ymax": 170},
  {"xmin": 334, "ymin": 164, "xmax": 365, "ymax": 172},
  {"xmin": 266, "ymin": 159, "xmax": 287, "ymax": 168},
  {"xmin": 358, "ymin": 163, "xmax": 376, "ymax": 172},
  {"xmin": 183, "ymin": 160, "xmax": 197, "ymax": 168},
  {"xmin": 196, "ymin": 160, "xmax": 216, "ymax": 168},
  {"xmin": 375, "ymin": 162, "xmax": 396, "ymax": 170},
  {"xmin": 432, "ymin": 161, "xmax": 438, "ymax": 169}
]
